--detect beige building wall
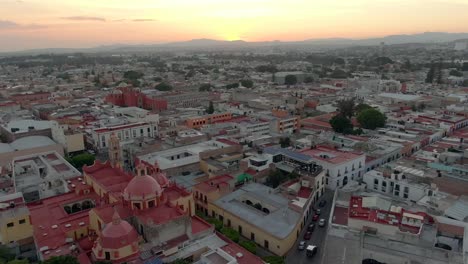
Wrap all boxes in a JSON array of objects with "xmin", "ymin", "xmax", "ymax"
[
  {"xmin": 65, "ymin": 133, "xmax": 85, "ymax": 153},
  {"xmin": 208, "ymin": 203, "xmax": 303, "ymax": 256},
  {"xmin": 0, "ymin": 209, "xmax": 33, "ymax": 244}
]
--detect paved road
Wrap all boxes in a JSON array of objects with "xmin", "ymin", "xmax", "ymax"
[{"xmin": 285, "ymin": 190, "xmax": 334, "ymax": 264}]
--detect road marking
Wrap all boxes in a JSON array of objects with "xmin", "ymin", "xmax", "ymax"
[{"xmin": 342, "ymin": 246, "xmax": 347, "ymax": 264}]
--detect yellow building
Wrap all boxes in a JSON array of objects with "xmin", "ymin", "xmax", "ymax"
[
  {"xmin": 0, "ymin": 193, "xmax": 33, "ymax": 245},
  {"xmin": 208, "ymin": 183, "xmax": 306, "ymax": 256}
]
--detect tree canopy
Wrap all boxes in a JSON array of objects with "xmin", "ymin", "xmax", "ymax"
[
  {"xmin": 284, "ymin": 75, "xmax": 298, "ymax": 85},
  {"xmin": 329, "ymin": 114, "xmax": 353, "ymax": 134},
  {"xmin": 123, "ymin": 70, "xmax": 144, "ymax": 80},
  {"xmin": 449, "ymin": 69, "xmax": 463, "ymax": 77},
  {"xmin": 206, "ymin": 101, "xmax": 214, "ymax": 114},
  {"xmin": 355, "ymin": 103, "xmax": 373, "ymax": 115},
  {"xmin": 155, "ymin": 82, "xmax": 173, "ymax": 91},
  {"xmin": 199, "ymin": 83, "xmax": 212, "ymax": 92},
  {"xmin": 66, "ymin": 153, "xmax": 95, "ymax": 171},
  {"xmin": 357, "ymin": 108, "xmax": 386, "ymax": 130},
  {"xmin": 304, "ymin": 76, "xmax": 314, "ymax": 83},
  {"xmin": 42, "ymin": 256, "xmax": 79, "ymax": 264},
  {"xmin": 240, "ymin": 79, "xmax": 254, "ymax": 88},
  {"xmin": 336, "ymin": 98, "xmax": 355, "ymax": 119},
  {"xmin": 256, "ymin": 65, "xmax": 278, "ymax": 73},
  {"xmin": 226, "ymin": 83, "xmax": 239, "ymax": 89}
]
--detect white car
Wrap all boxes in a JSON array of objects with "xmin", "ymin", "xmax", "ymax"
[{"xmin": 319, "ymin": 218, "xmax": 326, "ymax": 227}]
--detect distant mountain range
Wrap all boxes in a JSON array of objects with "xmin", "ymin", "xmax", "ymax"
[{"xmin": 2, "ymin": 32, "xmax": 468, "ymax": 55}]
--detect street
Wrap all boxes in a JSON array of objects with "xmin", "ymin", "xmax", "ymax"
[{"xmin": 285, "ymin": 190, "xmax": 334, "ymax": 264}]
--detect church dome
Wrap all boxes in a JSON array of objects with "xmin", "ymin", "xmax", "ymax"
[
  {"xmin": 100, "ymin": 210, "xmax": 138, "ymax": 249},
  {"xmin": 124, "ymin": 174, "xmax": 162, "ymax": 200}
]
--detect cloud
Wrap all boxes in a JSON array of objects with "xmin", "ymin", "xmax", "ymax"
[
  {"xmin": 132, "ymin": 19, "xmax": 157, "ymax": 22},
  {"xmin": 0, "ymin": 20, "xmax": 46, "ymax": 30},
  {"xmin": 61, "ymin": 16, "xmax": 106, "ymax": 22}
]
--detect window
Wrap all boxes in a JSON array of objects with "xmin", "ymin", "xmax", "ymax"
[
  {"xmin": 7, "ymin": 222, "xmax": 13, "ymax": 228},
  {"xmin": 105, "ymin": 252, "xmax": 110, "ymax": 260},
  {"xmin": 403, "ymin": 193, "xmax": 408, "ymax": 198},
  {"xmin": 395, "ymin": 184, "xmax": 400, "ymax": 191},
  {"xmin": 132, "ymin": 130, "xmax": 137, "ymax": 137},
  {"xmin": 19, "ymin": 219, "xmax": 26, "ymax": 224},
  {"xmin": 404, "ymin": 186, "xmax": 409, "ymax": 193},
  {"xmin": 140, "ymin": 128, "xmax": 144, "ymax": 135},
  {"xmin": 374, "ymin": 179, "xmax": 379, "ymax": 190},
  {"xmin": 264, "ymin": 240, "xmax": 269, "ymax": 249},
  {"xmin": 238, "ymin": 225, "xmax": 242, "ymax": 235},
  {"xmin": 148, "ymin": 200, "xmax": 155, "ymax": 208},
  {"xmin": 251, "ymin": 232, "xmax": 255, "ymax": 241},
  {"xmin": 381, "ymin": 181, "xmax": 387, "ymax": 192},
  {"xmin": 147, "ymin": 127, "xmax": 150, "ymax": 133},
  {"xmin": 133, "ymin": 202, "xmax": 141, "ymax": 210}
]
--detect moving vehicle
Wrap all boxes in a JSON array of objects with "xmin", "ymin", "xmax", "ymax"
[
  {"xmin": 298, "ymin": 241, "xmax": 306, "ymax": 250},
  {"xmin": 303, "ymin": 231, "xmax": 312, "ymax": 240},
  {"xmin": 307, "ymin": 223, "xmax": 315, "ymax": 232},
  {"xmin": 319, "ymin": 218, "xmax": 326, "ymax": 227},
  {"xmin": 319, "ymin": 200, "xmax": 327, "ymax": 207},
  {"xmin": 306, "ymin": 245, "xmax": 318, "ymax": 257},
  {"xmin": 315, "ymin": 209, "xmax": 321, "ymax": 215}
]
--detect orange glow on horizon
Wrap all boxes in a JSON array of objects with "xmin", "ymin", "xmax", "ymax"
[{"xmin": 1, "ymin": 0, "xmax": 468, "ymax": 51}]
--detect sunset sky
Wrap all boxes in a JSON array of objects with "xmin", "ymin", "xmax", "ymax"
[{"xmin": 1, "ymin": 0, "xmax": 468, "ymax": 51}]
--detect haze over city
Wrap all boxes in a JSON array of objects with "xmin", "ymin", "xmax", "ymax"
[
  {"xmin": 2, "ymin": 0, "xmax": 468, "ymax": 51},
  {"xmin": 2, "ymin": 1, "xmax": 468, "ymax": 264}
]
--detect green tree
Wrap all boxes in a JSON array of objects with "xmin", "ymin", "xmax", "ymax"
[
  {"xmin": 449, "ymin": 69, "xmax": 463, "ymax": 77},
  {"xmin": 284, "ymin": 75, "xmax": 298, "ymax": 86},
  {"xmin": 199, "ymin": 83, "xmax": 212, "ymax": 92},
  {"xmin": 42, "ymin": 256, "xmax": 79, "ymax": 264},
  {"xmin": 0, "ymin": 245, "xmax": 14, "ymax": 263},
  {"xmin": 239, "ymin": 241, "xmax": 257, "ymax": 254},
  {"xmin": 206, "ymin": 218, "xmax": 223, "ymax": 231},
  {"xmin": 66, "ymin": 153, "xmax": 95, "ymax": 171},
  {"xmin": 426, "ymin": 63, "xmax": 435, "ymax": 83},
  {"xmin": 240, "ymin": 79, "xmax": 254, "ymax": 88},
  {"xmin": 462, "ymin": 80, "xmax": 468, "ymax": 87},
  {"xmin": 7, "ymin": 260, "xmax": 29, "ymax": 264},
  {"xmin": 357, "ymin": 108, "xmax": 386, "ymax": 130},
  {"xmin": 329, "ymin": 68, "xmax": 349, "ymax": 79},
  {"xmin": 266, "ymin": 170, "xmax": 287, "ymax": 188},
  {"xmin": 329, "ymin": 115, "xmax": 353, "ymax": 134},
  {"xmin": 279, "ymin": 137, "xmax": 291, "ymax": 148},
  {"xmin": 256, "ymin": 65, "xmax": 278, "ymax": 73},
  {"xmin": 336, "ymin": 98, "xmax": 355, "ymax": 118},
  {"xmin": 355, "ymin": 103, "xmax": 373, "ymax": 115},
  {"xmin": 206, "ymin": 101, "xmax": 214, "ymax": 114},
  {"xmin": 226, "ymin": 83, "xmax": 240, "ymax": 89},
  {"xmin": 462, "ymin": 62, "xmax": 468, "ymax": 71},
  {"xmin": 334, "ymin": 57, "xmax": 345, "ymax": 65},
  {"xmin": 155, "ymin": 82, "xmax": 173, "ymax": 91},
  {"xmin": 262, "ymin": 256, "xmax": 285, "ymax": 264},
  {"xmin": 220, "ymin": 227, "xmax": 240, "ymax": 243},
  {"xmin": 304, "ymin": 76, "xmax": 314, "ymax": 83}
]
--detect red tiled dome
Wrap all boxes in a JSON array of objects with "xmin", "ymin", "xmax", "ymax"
[
  {"xmin": 124, "ymin": 174, "xmax": 162, "ymax": 200},
  {"xmin": 100, "ymin": 211, "xmax": 138, "ymax": 249}
]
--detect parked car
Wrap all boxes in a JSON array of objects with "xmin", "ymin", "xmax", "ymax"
[
  {"xmin": 312, "ymin": 214, "xmax": 319, "ymax": 222},
  {"xmin": 298, "ymin": 241, "xmax": 306, "ymax": 250},
  {"xmin": 307, "ymin": 223, "xmax": 315, "ymax": 232},
  {"xmin": 319, "ymin": 200, "xmax": 327, "ymax": 207},
  {"xmin": 319, "ymin": 218, "xmax": 326, "ymax": 227},
  {"xmin": 315, "ymin": 209, "xmax": 321, "ymax": 215},
  {"xmin": 303, "ymin": 231, "xmax": 312, "ymax": 240}
]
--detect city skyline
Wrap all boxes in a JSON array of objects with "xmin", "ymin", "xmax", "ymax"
[{"xmin": 1, "ymin": 0, "xmax": 468, "ymax": 51}]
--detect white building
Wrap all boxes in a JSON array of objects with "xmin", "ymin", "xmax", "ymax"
[
  {"xmin": 91, "ymin": 122, "xmax": 158, "ymax": 150},
  {"xmin": 238, "ymin": 120, "xmax": 270, "ymax": 136},
  {"xmin": 301, "ymin": 146, "xmax": 365, "ymax": 190},
  {"xmin": 363, "ymin": 169, "xmax": 437, "ymax": 202}
]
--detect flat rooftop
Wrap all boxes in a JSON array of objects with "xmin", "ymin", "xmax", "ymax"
[
  {"xmin": 138, "ymin": 140, "xmax": 230, "ymax": 170},
  {"xmin": 214, "ymin": 183, "xmax": 300, "ymax": 239}
]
